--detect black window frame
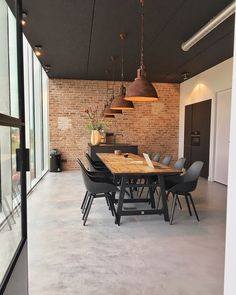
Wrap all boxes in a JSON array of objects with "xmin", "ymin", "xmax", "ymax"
[{"xmin": 0, "ymin": 0, "xmax": 27, "ymax": 293}]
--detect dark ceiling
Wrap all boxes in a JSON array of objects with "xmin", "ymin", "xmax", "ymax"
[{"xmin": 14, "ymin": 0, "xmax": 236, "ymax": 82}]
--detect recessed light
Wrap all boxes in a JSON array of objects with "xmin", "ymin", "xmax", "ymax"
[
  {"xmin": 182, "ymin": 72, "xmax": 190, "ymax": 81},
  {"xmin": 34, "ymin": 45, "xmax": 42, "ymax": 57},
  {"xmin": 44, "ymin": 65, "xmax": 51, "ymax": 73},
  {"xmin": 21, "ymin": 11, "xmax": 27, "ymax": 26}
]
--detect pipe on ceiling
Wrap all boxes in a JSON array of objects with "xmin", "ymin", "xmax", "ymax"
[{"xmin": 181, "ymin": 1, "xmax": 236, "ymax": 52}]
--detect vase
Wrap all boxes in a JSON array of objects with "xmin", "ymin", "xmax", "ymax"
[{"xmin": 90, "ymin": 130, "xmax": 101, "ymax": 145}]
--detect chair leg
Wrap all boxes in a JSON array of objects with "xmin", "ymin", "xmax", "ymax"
[
  {"xmin": 106, "ymin": 194, "xmax": 114, "ymax": 216},
  {"xmin": 83, "ymin": 195, "xmax": 94, "ymax": 226},
  {"xmin": 185, "ymin": 194, "xmax": 192, "ymax": 216},
  {"xmin": 82, "ymin": 192, "xmax": 91, "ymax": 215},
  {"xmin": 166, "ymin": 190, "xmax": 171, "ymax": 201},
  {"xmin": 105, "ymin": 194, "xmax": 111, "ymax": 211},
  {"xmin": 177, "ymin": 196, "xmax": 182, "ymax": 210},
  {"xmin": 138, "ymin": 179, "xmax": 146, "ymax": 198},
  {"xmin": 170, "ymin": 194, "xmax": 177, "ymax": 225},
  {"xmin": 108, "ymin": 193, "xmax": 118, "ymax": 221},
  {"xmin": 156, "ymin": 194, "xmax": 161, "ymax": 209},
  {"xmin": 82, "ymin": 194, "xmax": 92, "ymax": 220},
  {"xmin": 188, "ymin": 193, "xmax": 200, "ymax": 221},
  {"xmin": 81, "ymin": 191, "xmax": 88, "ymax": 211}
]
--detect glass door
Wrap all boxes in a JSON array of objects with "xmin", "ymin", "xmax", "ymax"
[{"xmin": 0, "ymin": 0, "xmax": 28, "ymax": 293}]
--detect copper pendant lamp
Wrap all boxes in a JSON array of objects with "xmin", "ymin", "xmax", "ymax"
[
  {"xmin": 111, "ymin": 33, "xmax": 134, "ymax": 110},
  {"xmin": 125, "ymin": 0, "xmax": 158, "ymax": 102},
  {"xmin": 104, "ymin": 57, "xmax": 122, "ymax": 116}
]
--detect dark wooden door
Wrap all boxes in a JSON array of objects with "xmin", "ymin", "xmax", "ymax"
[{"xmin": 184, "ymin": 100, "xmax": 211, "ymax": 178}]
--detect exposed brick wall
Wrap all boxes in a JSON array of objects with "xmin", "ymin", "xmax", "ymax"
[{"xmin": 49, "ymin": 79, "xmax": 180, "ymax": 170}]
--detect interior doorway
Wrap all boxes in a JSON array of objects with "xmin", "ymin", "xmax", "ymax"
[
  {"xmin": 184, "ymin": 100, "xmax": 212, "ymax": 178},
  {"xmin": 214, "ymin": 89, "xmax": 232, "ymax": 185}
]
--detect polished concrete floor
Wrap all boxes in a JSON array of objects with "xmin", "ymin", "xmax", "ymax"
[{"xmin": 28, "ymin": 171, "xmax": 227, "ymax": 295}]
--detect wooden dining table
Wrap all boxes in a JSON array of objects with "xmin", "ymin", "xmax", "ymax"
[{"xmin": 97, "ymin": 153, "xmax": 181, "ymax": 225}]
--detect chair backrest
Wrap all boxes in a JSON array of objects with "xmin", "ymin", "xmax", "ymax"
[
  {"xmin": 174, "ymin": 157, "xmax": 186, "ymax": 170},
  {"xmin": 78, "ymin": 158, "xmax": 116, "ymax": 194},
  {"xmin": 161, "ymin": 155, "xmax": 172, "ymax": 166},
  {"xmin": 85, "ymin": 153, "xmax": 97, "ymax": 171},
  {"xmin": 184, "ymin": 161, "xmax": 204, "ymax": 182},
  {"xmin": 152, "ymin": 153, "xmax": 161, "ymax": 162},
  {"xmin": 77, "ymin": 158, "xmax": 95, "ymax": 191},
  {"xmin": 170, "ymin": 161, "xmax": 204, "ymax": 194}
]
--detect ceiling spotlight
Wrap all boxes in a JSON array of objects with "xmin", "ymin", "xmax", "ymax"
[
  {"xmin": 34, "ymin": 45, "xmax": 42, "ymax": 57},
  {"xmin": 44, "ymin": 65, "xmax": 51, "ymax": 73},
  {"xmin": 182, "ymin": 72, "xmax": 190, "ymax": 81},
  {"xmin": 21, "ymin": 11, "xmax": 27, "ymax": 26}
]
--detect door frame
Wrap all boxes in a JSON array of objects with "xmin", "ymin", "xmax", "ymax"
[
  {"xmin": 211, "ymin": 88, "xmax": 232, "ymax": 184},
  {"xmin": 0, "ymin": 0, "xmax": 28, "ymax": 293}
]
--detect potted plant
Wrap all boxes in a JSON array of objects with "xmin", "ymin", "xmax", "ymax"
[{"xmin": 85, "ymin": 107, "xmax": 107, "ymax": 145}]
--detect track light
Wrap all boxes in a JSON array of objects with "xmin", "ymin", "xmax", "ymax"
[
  {"xmin": 34, "ymin": 45, "xmax": 42, "ymax": 57},
  {"xmin": 181, "ymin": 1, "xmax": 235, "ymax": 51}
]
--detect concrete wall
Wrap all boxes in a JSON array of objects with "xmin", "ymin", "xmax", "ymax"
[{"xmin": 179, "ymin": 57, "xmax": 233, "ymax": 180}]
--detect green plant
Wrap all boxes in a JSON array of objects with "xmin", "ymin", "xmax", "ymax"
[{"xmin": 85, "ymin": 107, "xmax": 107, "ymax": 131}]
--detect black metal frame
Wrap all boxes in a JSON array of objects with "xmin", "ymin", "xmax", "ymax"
[
  {"xmin": 114, "ymin": 174, "xmax": 170, "ymax": 225},
  {"xmin": 0, "ymin": 0, "xmax": 28, "ymax": 293}
]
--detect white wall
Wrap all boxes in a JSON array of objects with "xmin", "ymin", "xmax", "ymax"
[
  {"xmin": 224, "ymin": 12, "xmax": 236, "ymax": 295},
  {"xmin": 179, "ymin": 58, "xmax": 233, "ymax": 180}
]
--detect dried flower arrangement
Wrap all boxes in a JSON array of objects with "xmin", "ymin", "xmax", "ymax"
[{"xmin": 84, "ymin": 107, "xmax": 107, "ymax": 131}]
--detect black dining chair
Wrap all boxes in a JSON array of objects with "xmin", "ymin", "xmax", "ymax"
[
  {"xmin": 85, "ymin": 153, "xmax": 108, "ymax": 172},
  {"xmin": 78, "ymin": 159, "xmax": 118, "ymax": 226},
  {"xmin": 156, "ymin": 157, "xmax": 186, "ymax": 209},
  {"xmin": 168, "ymin": 161, "xmax": 204, "ymax": 225},
  {"xmin": 151, "ymin": 153, "xmax": 161, "ymax": 162},
  {"xmin": 161, "ymin": 155, "xmax": 172, "ymax": 166},
  {"xmin": 173, "ymin": 157, "xmax": 186, "ymax": 170}
]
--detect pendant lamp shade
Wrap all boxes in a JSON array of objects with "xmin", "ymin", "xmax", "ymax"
[
  {"xmin": 125, "ymin": 67, "xmax": 158, "ymax": 102},
  {"xmin": 126, "ymin": 0, "xmax": 158, "ymax": 102},
  {"xmin": 111, "ymin": 86, "xmax": 134, "ymax": 110},
  {"xmin": 104, "ymin": 101, "xmax": 122, "ymax": 115},
  {"xmin": 103, "ymin": 62, "xmax": 122, "ymax": 116},
  {"xmin": 110, "ymin": 33, "xmax": 135, "ymax": 110}
]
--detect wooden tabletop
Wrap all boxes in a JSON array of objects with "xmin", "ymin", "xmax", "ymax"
[{"xmin": 97, "ymin": 153, "xmax": 180, "ymax": 176}]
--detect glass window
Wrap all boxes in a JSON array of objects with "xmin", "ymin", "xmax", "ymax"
[
  {"xmin": 0, "ymin": 0, "xmax": 10, "ymax": 115},
  {"xmin": 33, "ymin": 55, "xmax": 43, "ymax": 179},
  {"xmin": 8, "ymin": 8, "xmax": 19, "ymax": 118},
  {"xmin": 29, "ymin": 50, "xmax": 36, "ymax": 182},
  {"xmin": 42, "ymin": 70, "xmax": 49, "ymax": 172},
  {"xmin": 0, "ymin": 126, "xmax": 22, "ymax": 284}
]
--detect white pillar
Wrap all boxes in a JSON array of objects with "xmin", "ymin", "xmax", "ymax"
[{"xmin": 224, "ymin": 9, "xmax": 236, "ymax": 295}]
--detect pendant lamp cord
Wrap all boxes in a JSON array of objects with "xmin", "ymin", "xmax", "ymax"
[
  {"xmin": 120, "ymin": 33, "xmax": 126, "ymax": 87},
  {"xmin": 140, "ymin": 0, "xmax": 144, "ymax": 67},
  {"xmin": 105, "ymin": 70, "xmax": 109, "ymax": 106},
  {"xmin": 112, "ymin": 58, "xmax": 115, "ymax": 101}
]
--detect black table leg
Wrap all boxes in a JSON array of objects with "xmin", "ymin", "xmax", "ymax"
[
  {"xmin": 148, "ymin": 182, "xmax": 156, "ymax": 209},
  {"xmin": 116, "ymin": 176, "xmax": 126, "ymax": 226},
  {"xmin": 158, "ymin": 175, "xmax": 170, "ymax": 222}
]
